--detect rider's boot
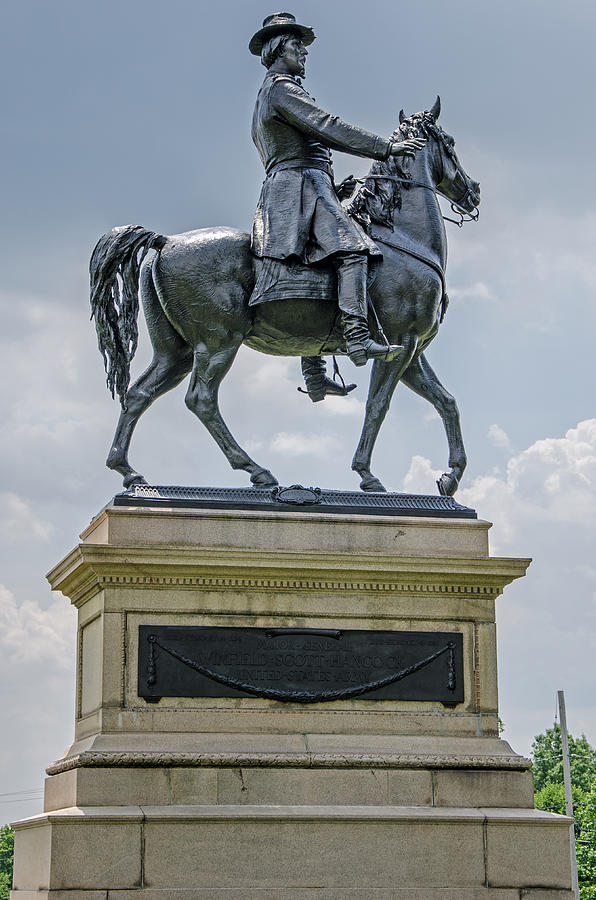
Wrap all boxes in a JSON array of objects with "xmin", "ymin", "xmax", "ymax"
[
  {"xmin": 300, "ymin": 356, "xmax": 357, "ymax": 403},
  {"xmin": 336, "ymin": 253, "xmax": 403, "ymax": 367}
]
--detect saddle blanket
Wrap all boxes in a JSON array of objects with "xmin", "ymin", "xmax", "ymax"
[{"xmin": 249, "ymin": 257, "xmax": 336, "ymax": 306}]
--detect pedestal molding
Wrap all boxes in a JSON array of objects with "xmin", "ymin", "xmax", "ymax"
[
  {"xmin": 99, "ymin": 573, "xmax": 504, "ymax": 595},
  {"xmin": 46, "ymin": 749, "xmax": 531, "ymax": 776}
]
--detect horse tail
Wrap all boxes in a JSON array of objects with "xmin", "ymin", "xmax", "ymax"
[{"xmin": 90, "ymin": 224, "xmax": 167, "ymax": 408}]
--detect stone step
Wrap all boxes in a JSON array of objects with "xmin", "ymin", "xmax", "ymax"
[{"xmin": 12, "ymin": 805, "xmax": 572, "ymax": 895}]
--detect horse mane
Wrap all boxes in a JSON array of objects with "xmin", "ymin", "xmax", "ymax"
[{"xmin": 348, "ymin": 110, "xmax": 452, "ymax": 232}]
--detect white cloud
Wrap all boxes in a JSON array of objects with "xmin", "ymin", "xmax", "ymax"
[
  {"xmin": 448, "ymin": 281, "xmax": 495, "ymax": 302},
  {"xmin": 487, "ymin": 423, "xmax": 512, "ymax": 450},
  {"xmin": 0, "ymin": 290, "xmax": 116, "ymax": 504},
  {"xmin": 244, "ymin": 437, "xmax": 264, "ymax": 454},
  {"xmin": 460, "ymin": 419, "xmax": 596, "ymax": 533},
  {"xmin": 533, "ymin": 245, "xmax": 596, "ymax": 290},
  {"xmin": 0, "ymin": 584, "xmax": 75, "ymax": 669},
  {"xmin": 269, "ymin": 430, "xmax": 342, "ymax": 458},
  {"xmin": 0, "ymin": 493, "xmax": 54, "ymax": 542},
  {"xmin": 242, "ymin": 355, "xmax": 294, "ymax": 392},
  {"xmin": 402, "ymin": 455, "xmax": 442, "ymax": 494},
  {"xmin": 322, "ymin": 395, "xmax": 365, "ymax": 417}
]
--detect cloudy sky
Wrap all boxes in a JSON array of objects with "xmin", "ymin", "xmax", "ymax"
[{"xmin": 1, "ymin": 0, "xmax": 595, "ymax": 822}]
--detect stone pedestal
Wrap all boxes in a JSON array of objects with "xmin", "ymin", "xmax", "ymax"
[{"xmin": 11, "ymin": 501, "xmax": 574, "ymax": 898}]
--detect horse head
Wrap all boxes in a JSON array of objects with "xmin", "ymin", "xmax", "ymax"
[
  {"xmin": 350, "ymin": 97, "xmax": 480, "ymax": 230},
  {"xmin": 398, "ymin": 97, "xmax": 480, "ymax": 214}
]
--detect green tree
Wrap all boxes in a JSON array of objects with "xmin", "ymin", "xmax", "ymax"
[
  {"xmin": 532, "ymin": 723, "xmax": 596, "ymax": 792},
  {"xmin": 0, "ymin": 825, "xmax": 14, "ymax": 900},
  {"xmin": 532, "ymin": 725, "xmax": 596, "ymax": 899}
]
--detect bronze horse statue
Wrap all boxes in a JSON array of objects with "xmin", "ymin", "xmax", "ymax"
[{"xmin": 90, "ymin": 98, "xmax": 480, "ymax": 496}]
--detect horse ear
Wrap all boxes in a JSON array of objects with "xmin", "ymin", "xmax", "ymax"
[
  {"xmin": 429, "ymin": 96, "xmax": 441, "ymax": 122},
  {"xmin": 399, "ymin": 109, "xmax": 407, "ymax": 124}
]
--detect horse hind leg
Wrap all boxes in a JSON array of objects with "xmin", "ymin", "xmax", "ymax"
[
  {"xmin": 107, "ymin": 264, "xmax": 193, "ymax": 487},
  {"xmin": 107, "ymin": 351, "xmax": 193, "ymax": 487},
  {"xmin": 185, "ymin": 339, "xmax": 278, "ymax": 487},
  {"xmin": 401, "ymin": 352, "xmax": 467, "ymax": 496}
]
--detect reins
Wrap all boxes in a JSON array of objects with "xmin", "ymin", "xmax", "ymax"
[{"xmin": 354, "ymin": 174, "xmax": 480, "ymax": 228}]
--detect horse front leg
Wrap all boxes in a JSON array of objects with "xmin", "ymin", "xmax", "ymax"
[
  {"xmin": 401, "ymin": 352, "xmax": 466, "ymax": 496},
  {"xmin": 351, "ymin": 335, "xmax": 419, "ymax": 491},
  {"xmin": 185, "ymin": 340, "xmax": 278, "ymax": 487}
]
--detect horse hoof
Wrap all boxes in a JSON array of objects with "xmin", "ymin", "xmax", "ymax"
[
  {"xmin": 360, "ymin": 476, "xmax": 387, "ymax": 493},
  {"xmin": 437, "ymin": 473, "xmax": 458, "ymax": 497},
  {"xmin": 250, "ymin": 468, "xmax": 279, "ymax": 487},
  {"xmin": 123, "ymin": 474, "xmax": 147, "ymax": 490}
]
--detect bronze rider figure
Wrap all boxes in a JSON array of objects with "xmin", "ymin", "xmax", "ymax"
[{"xmin": 249, "ymin": 13, "xmax": 425, "ymax": 400}]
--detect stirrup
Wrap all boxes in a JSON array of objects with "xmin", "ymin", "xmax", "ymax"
[{"xmin": 298, "ymin": 356, "xmax": 357, "ymax": 402}]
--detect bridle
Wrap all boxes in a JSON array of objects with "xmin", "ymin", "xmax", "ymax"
[
  {"xmin": 353, "ymin": 128, "xmax": 479, "ymax": 228},
  {"xmin": 354, "ymin": 174, "xmax": 479, "ymax": 228}
]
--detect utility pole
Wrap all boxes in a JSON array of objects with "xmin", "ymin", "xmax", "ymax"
[{"xmin": 558, "ymin": 690, "xmax": 580, "ymax": 900}]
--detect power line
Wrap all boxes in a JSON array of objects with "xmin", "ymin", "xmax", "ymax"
[{"xmin": 0, "ymin": 788, "xmax": 43, "ymax": 798}]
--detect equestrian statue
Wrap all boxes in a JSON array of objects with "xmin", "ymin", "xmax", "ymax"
[{"xmin": 90, "ymin": 12, "xmax": 480, "ymax": 496}]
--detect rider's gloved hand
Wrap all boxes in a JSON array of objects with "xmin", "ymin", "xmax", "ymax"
[
  {"xmin": 390, "ymin": 138, "xmax": 427, "ymax": 158},
  {"xmin": 335, "ymin": 175, "xmax": 358, "ymax": 201}
]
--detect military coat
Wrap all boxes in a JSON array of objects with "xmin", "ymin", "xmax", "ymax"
[{"xmin": 251, "ymin": 72, "xmax": 392, "ymax": 265}]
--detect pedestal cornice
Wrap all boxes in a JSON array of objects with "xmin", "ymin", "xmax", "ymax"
[{"xmin": 48, "ymin": 542, "xmax": 530, "ymax": 607}]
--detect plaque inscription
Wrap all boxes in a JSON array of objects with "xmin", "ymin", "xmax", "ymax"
[{"xmin": 138, "ymin": 626, "xmax": 463, "ymax": 705}]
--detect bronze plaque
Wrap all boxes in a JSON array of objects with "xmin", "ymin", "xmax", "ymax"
[{"xmin": 138, "ymin": 625, "xmax": 463, "ymax": 706}]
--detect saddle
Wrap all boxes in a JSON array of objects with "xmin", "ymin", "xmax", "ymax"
[{"xmin": 249, "ymin": 242, "xmax": 448, "ymax": 323}]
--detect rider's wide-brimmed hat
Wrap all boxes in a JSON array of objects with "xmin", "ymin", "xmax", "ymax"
[{"xmin": 249, "ymin": 12, "xmax": 316, "ymax": 56}]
